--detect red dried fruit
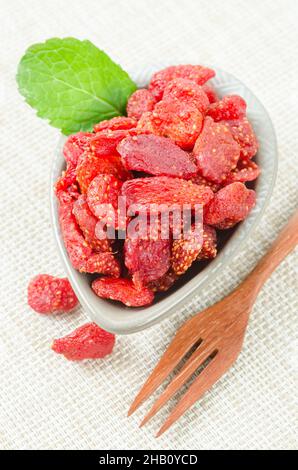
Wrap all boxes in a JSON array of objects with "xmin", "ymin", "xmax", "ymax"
[
  {"xmin": 137, "ymin": 99, "xmax": 203, "ymax": 150},
  {"xmin": 197, "ymin": 225, "xmax": 217, "ymax": 260},
  {"xmin": 224, "ymin": 159, "xmax": 260, "ymax": 185},
  {"xmin": 80, "ymin": 252, "xmax": 121, "ymax": 277},
  {"xmin": 207, "ymin": 95, "xmax": 247, "ymax": 122},
  {"xmin": 63, "ymin": 132, "xmax": 93, "ymax": 167},
  {"xmin": 93, "ymin": 116, "xmax": 137, "ymax": 133},
  {"xmin": 28, "ymin": 274, "xmax": 78, "ymax": 314},
  {"xmin": 76, "ymin": 150, "xmax": 131, "ymax": 194},
  {"xmin": 204, "ymin": 182, "xmax": 256, "ymax": 229},
  {"xmin": 223, "ymin": 118, "xmax": 258, "ymax": 160},
  {"xmin": 148, "ymin": 269, "xmax": 178, "ymax": 292},
  {"xmin": 87, "ymin": 173, "xmax": 122, "ymax": 220},
  {"xmin": 127, "ymin": 89, "xmax": 156, "ymax": 120},
  {"xmin": 90, "ymin": 129, "xmax": 136, "ymax": 156},
  {"xmin": 57, "ymin": 191, "xmax": 92, "ymax": 270},
  {"xmin": 73, "ymin": 195, "xmax": 112, "ymax": 252},
  {"xmin": 193, "ymin": 117, "xmax": 240, "ymax": 183},
  {"xmin": 190, "ymin": 174, "xmax": 221, "ymax": 192},
  {"xmin": 92, "ymin": 277, "xmax": 154, "ymax": 307},
  {"xmin": 52, "ymin": 322, "xmax": 115, "ymax": 361},
  {"xmin": 118, "ymin": 134, "xmax": 197, "ymax": 178},
  {"xmin": 149, "ymin": 64, "xmax": 215, "ymax": 101},
  {"xmin": 202, "ymin": 84, "xmax": 219, "ymax": 104},
  {"xmin": 163, "ymin": 78, "xmax": 209, "ymax": 115},
  {"xmin": 55, "ymin": 164, "xmax": 77, "ymax": 194},
  {"xmin": 124, "ymin": 238, "xmax": 171, "ymax": 286},
  {"xmin": 171, "ymin": 224, "xmax": 203, "ymax": 275},
  {"xmin": 122, "ymin": 176, "xmax": 214, "ymax": 211}
]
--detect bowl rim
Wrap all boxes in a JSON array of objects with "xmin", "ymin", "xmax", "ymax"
[{"xmin": 50, "ymin": 66, "xmax": 278, "ymax": 334}]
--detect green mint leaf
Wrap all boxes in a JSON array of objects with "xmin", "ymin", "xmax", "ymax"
[{"xmin": 16, "ymin": 37, "xmax": 137, "ymax": 135}]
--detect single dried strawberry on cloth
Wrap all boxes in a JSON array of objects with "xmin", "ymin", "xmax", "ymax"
[
  {"xmin": 52, "ymin": 322, "xmax": 115, "ymax": 361},
  {"xmin": 28, "ymin": 274, "xmax": 78, "ymax": 314},
  {"xmin": 92, "ymin": 277, "xmax": 154, "ymax": 307}
]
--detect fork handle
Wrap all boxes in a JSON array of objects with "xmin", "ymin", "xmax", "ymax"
[{"xmin": 243, "ymin": 209, "xmax": 298, "ymax": 298}]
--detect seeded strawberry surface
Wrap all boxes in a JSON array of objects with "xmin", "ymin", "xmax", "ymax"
[
  {"xmin": 163, "ymin": 78, "xmax": 209, "ymax": 115},
  {"xmin": 224, "ymin": 159, "xmax": 260, "ymax": 185},
  {"xmin": 137, "ymin": 99, "xmax": 203, "ymax": 150},
  {"xmin": 197, "ymin": 225, "xmax": 217, "ymax": 260},
  {"xmin": 80, "ymin": 252, "xmax": 121, "ymax": 277},
  {"xmin": 73, "ymin": 194, "xmax": 112, "ymax": 252},
  {"xmin": 28, "ymin": 274, "xmax": 78, "ymax": 314},
  {"xmin": 118, "ymin": 134, "xmax": 197, "ymax": 178},
  {"xmin": 148, "ymin": 64, "xmax": 215, "ymax": 100},
  {"xmin": 127, "ymin": 89, "xmax": 156, "ymax": 120},
  {"xmin": 92, "ymin": 277, "xmax": 154, "ymax": 307},
  {"xmin": 52, "ymin": 322, "xmax": 115, "ymax": 361},
  {"xmin": 193, "ymin": 117, "xmax": 240, "ymax": 183},
  {"xmin": 223, "ymin": 118, "xmax": 258, "ymax": 160},
  {"xmin": 124, "ymin": 237, "xmax": 171, "ymax": 286},
  {"xmin": 207, "ymin": 95, "xmax": 247, "ymax": 122},
  {"xmin": 171, "ymin": 224, "xmax": 203, "ymax": 275},
  {"xmin": 204, "ymin": 182, "xmax": 256, "ymax": 229},
  {"xmin": 93, "ymin": 116, "xmax": 137, "ymax": 133},
  {"xmin": 122, "ymin": 176, "xmax": 214, "ymax": 211}
]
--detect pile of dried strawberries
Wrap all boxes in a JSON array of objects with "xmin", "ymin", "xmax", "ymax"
[{"xmin": 53, "ymin": 64, "xmax": 259, "ymax": 309}]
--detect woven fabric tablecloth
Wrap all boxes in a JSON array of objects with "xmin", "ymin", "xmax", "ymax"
[{"xmin": 1, "ymin": 0, "xmax": 297, "ymax": 450}]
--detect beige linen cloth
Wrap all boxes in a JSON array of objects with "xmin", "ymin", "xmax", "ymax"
[{"xmin": 0, "ymin": 0, "xmax": 297, "ymax": 450}]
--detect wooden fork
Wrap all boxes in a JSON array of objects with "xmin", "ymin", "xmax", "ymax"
[{"xmin": 128, "ymin": 210, "xmax": 298, "ymax": 437}]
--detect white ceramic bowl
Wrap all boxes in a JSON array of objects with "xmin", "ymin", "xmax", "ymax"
[{"xmin": 50, "ymin": 65, "xmax": 278, "ymax": 334}]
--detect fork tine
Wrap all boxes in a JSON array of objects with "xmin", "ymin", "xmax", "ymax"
[
  {"xmin": 140, "ymin": 341, "xmax": 214, "ymax": 427},
  {"xmin": 128, "ymin": 318, "xmax": 200, "ymax": 417},
  {"xmin": 156, "ymin": 353, "xmax": 225, "ymax": 437}
]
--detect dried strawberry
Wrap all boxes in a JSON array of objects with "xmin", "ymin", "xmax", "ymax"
[
  {"xmin": 90, "ymin": 129, "xmax": 136, "ymax": 156},
  {"xmin": 204, "ymin": 182, "xmax": 256, "ymax": 229},
  {"xmin": 223, "ymin": 118, "xmax": 258, "ymax": 160},
  {"xmin": 52, "ymin": 322, "xmax": 115, "ymax": 361},
  {"xmin": 148, "ymin": 269, "xmax": 178, "ymax": 292},
  {"xmin": 193, "ymin": 117, "xmax": 240, "ymax": 183},
  {"xmin": 137, "ymin": 99, "xmax": 203, "ymax": 150},
  {"xmin": 57, "ymin": 191, "xmax": 92, "ymax": 270},
  {"xmin": 149, "ymin": 64, "xmax": 215, "ymax": 100},
  {"xmin": 93, "ymin": 116, "xmax": 137, "ymax": 133},
  {"xmin": 197, "ymin": 225, "xmax": 217, "ymax": 260},
  {"xmin": 207, "ymin": 95, "xmax": 247, "ymax": 122},
  {"xmin": 171, "ymin": 224, "xmax": 203, "ymax": 275},
  {"xmin": 127, "ymin": 89, "xmax": 156, "ymax": 120},
  {"xmin": 28, "ymin": 274, "xmax": 78, "ymax": 314},
  {"xmin": 224, "ymin": 159, "xmax": 260, "ymax": 185},
  {"xmin": 92, "ymin": 277, "xmax": 154, "ymax": 307},
  {"xmin": 202, "ymin": 84, "xmax": 219, "ymax": 104},
  {"xmin": 63, "ymin": 132, "xmax": 93, "ymax": 167},
  {"xmin": 124, "ymin": 238, "xmax": 171, "ymax": 286},
  {"xmin": 80, "ymin": 252, "xmax": 121, "ymax": 277},
  {"xmin": 73, "ymin": 195, "xmax": 112, "ymax": 252},
  {"xmin": 163, "ymin": 78, "xmax": 209, "ymax": 115},
  {"xmin": 122, "ymin": 176, "xmax": 214, "ymax": 211},
  {"xmin": 76, "ymin": 150, "xmax": 131, "ymax": 194},
  {"xmin": 87, "ymin": 174, "xmax": 123, "ymax": 228},
  {"xmin": 117, "ymin": 134, "xmax": 197, "ymax": 178},
  {"xmin": 190, "ymin": 174, "xmax": 221, "ymax": 192},
  {"xmin": 55, "ymin": 164, "xmax": 77, "ymax": 193}
]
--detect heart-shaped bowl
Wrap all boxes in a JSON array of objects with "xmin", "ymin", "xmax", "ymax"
[{"xmin": 50, "ymin": 65, "xmax": 277, "ymax": 334}]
